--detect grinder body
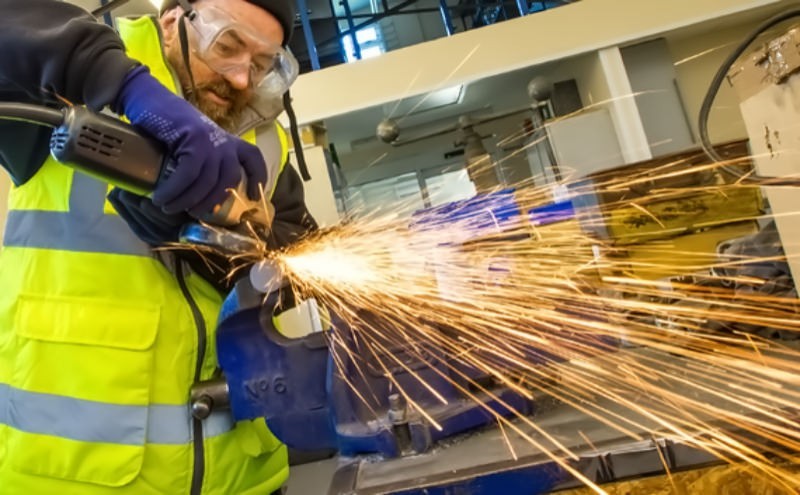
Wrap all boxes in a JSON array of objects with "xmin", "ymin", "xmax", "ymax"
[{"xmin": 49, "ymin": 106, "xmax": 270, "ymax": 228}]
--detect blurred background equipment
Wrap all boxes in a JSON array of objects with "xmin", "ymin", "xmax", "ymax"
[
  {"xmin": 726, "ymin": 12, "xmax": 800, "ymax": 292},
  {"xmin": 376, "ymin": 108, "xmax": 531, "ymax": 193}
]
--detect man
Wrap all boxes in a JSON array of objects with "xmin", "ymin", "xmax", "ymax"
[{"xmin": 0, "ymin": 0, "xmax": 316, "ymax": 493}]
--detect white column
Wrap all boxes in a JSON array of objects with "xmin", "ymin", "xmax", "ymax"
[
  {"xmin": 288, "ymin": 146, "xmax": 341, "ymax": 227},
  {"xmin": 597, "ymin": 47, "xmax": 652, "ymax": 164}
]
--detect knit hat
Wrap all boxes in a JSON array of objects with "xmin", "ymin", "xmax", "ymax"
[{"xmin": 160, "ymin": 0, "xmax": 296, "ymax": 44}]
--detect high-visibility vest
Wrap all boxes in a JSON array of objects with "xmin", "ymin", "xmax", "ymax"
[{"xmin": 0, "ymin": 15, "xmax": 290, "ymax": 494}]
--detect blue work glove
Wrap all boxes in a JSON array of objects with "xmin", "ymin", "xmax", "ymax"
[
  {"xmin": 112, "ymin": 65, "xmax": 267, "ymax": 217},
  {"xmin": 108, "ymin": 188, "xmax": 189, "ymax": 247}
]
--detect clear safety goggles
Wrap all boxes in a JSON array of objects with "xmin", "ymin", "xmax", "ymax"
[{"xmin": 180, "ymin": 2, "xmax": 299, "ymax": 98}]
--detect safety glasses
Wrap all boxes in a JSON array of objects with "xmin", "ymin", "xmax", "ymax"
[{"xmin": 177, "ymin": 1, "xmax": 299, "ymax": 98}]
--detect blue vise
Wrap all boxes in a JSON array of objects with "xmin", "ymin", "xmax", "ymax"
[{"xmin": 206, "ymin": 281, "xmax": 535, "ymax": 458}]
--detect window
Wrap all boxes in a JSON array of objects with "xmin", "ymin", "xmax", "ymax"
[
  {"xmin": 424, "ymin": 168, "xmax": 476, "ymax": 207},
  {"xmin": 341, "ymin": 26, "xmax": 385, "ymax": 63},
  {"xmin": 344, "ymin": 172, "xmax": 424, "ymax": 218},
  {"xmin": 337, "ymin": 162, "xmax": 481, "ymax": 219}
]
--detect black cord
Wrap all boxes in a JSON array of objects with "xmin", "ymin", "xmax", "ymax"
[
  {"xmin": 91, "ymin": 0, "xmax": 130, "ymax": 18},
  {"xmin": 283, "ymin": 91, "xmax": 312, "ymax": 181},
  {"xmin": 178, "ymin": 14, "xmax": 198, "ymax": 93},
  {"xmin": 0, "ymin": 103, "xmax": 64, "ymax": 128},
  {"xmin": 699, "ymin": 7, "xmax": 800, "ymax": 185}
]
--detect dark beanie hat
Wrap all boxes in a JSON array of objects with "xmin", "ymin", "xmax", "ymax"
[{"xmin": 160, "ymin": 0, "xmax": 296, "ymax": 44}]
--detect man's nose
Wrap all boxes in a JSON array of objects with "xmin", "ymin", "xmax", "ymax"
[{"xmin": 223, "ymin": 65, "xmax": 251, "ymax": 91}]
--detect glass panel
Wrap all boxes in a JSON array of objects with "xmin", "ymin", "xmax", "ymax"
[
  {"xmin": 424, "ymin": 168, "xmax": 476, "ymax": 207},
  {"xmin": 355, "ymin": 26, "xmax": 379, "ymax": 44},
  {"xmin": 341, "ymin": 27, "xmax": 385, "ymax": 63},
  {"xmin": 359, "ymin": 45, "xmax": 384, "ymax": 60},
  {"xmin": 341, "ymin": 36, "xmax": 355, "ymax": 63},
  {"xmin": 344, "ymin": 172, "xmax": 425, "ymax": 218}
]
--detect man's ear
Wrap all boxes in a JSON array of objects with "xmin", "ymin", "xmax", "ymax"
[{"xmin": 159, "ymin": 7, "xmax": 183, "ymax": 47}]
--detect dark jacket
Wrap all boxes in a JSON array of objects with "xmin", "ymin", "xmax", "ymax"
[{"xmin": 0, "ymin": 0, "xmax": 316, "ymax": 285}]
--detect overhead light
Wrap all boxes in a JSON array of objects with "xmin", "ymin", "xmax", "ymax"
[
  {"xmin": 382, "ymin": 85, "xmax": 464, "ymax": 117},
  {"xmin": 149, "ymin": 0, "xmax": 163, "ymax": 9}
]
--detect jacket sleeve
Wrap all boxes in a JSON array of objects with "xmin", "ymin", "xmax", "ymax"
[
  {"xmin": 0, "ymin": 0, "xmax": 138, "ymax": 185},
  {"xmin": 267, "ymin": 163, "xmax": 319, "ymax": 249}
]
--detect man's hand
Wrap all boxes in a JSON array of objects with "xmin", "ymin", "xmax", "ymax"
[{"xmin": 112, "ymin": 66, "xmax": 267, "ymax": 217}]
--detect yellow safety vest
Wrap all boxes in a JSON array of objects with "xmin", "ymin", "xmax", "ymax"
[{"xmin": 0, "ymin": 15, "xmax": 290, "ymax": 495}]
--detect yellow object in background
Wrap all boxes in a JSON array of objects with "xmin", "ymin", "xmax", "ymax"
[
  {"xmin": 603, "ymin": 187, "xmax": 763, "ymax": 246},
  {"xmin": 559, "ymin": 461, "xmax": 800, "ymax": 495},
  {"xmin": 601, "ymin": 221, "xmax": 760, "ymax": 281}
]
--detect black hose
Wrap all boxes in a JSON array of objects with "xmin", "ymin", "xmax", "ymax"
[
  {"xmin": 0, "ymin": 102, "xmax": 64, "ymax": 128},
  {"xmin": 699, "ymin": 7, "xmax": 800, "ymax": 185}
]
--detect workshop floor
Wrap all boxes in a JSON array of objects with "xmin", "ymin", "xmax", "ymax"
[
  {"xmin": 558, "ymin": 461, "xmax": 800, "ymax": 495},
  {"xmin": 287, "ymin": 344, "xmax": 800, "ymax": 494}
]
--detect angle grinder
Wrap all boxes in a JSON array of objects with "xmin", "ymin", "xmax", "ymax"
[{"xmin": 44, "ymin": 105, "xmax": 272, "ymax": 229}]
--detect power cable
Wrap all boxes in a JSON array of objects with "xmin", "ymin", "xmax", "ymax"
[
  {"xmin": 0, "ymin": 102, "xmax": 64, "ymax": 128},
  {"xmin": 91, "ymin": 0, "xmax": 131, "ymax": 18}
]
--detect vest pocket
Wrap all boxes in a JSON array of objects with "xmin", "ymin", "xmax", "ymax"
[{"xmin": 8, "ymin": 294, "xmax": 159, "ymax": 487}]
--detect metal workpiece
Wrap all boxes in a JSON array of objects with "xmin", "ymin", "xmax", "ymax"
[
  {"xmin": 179, "ymin": 222, "xmax": 263, "ymax": 255},
  {"xmin": 388, "ymin": 394, "xmax": 412, "ymax": 455},
  {"xmin": 177, "ymin": 223, "xmax": 287, "ymax": 295},
  {"xmin": 250, "ymin": 259, "xmax": 287, "ymax": 294},
  {"xmin": 190, "ymin": 377, "xmax": 230, "ymax": 420},
  {"xmin": 387, "ymin": 394, "xmax": 408, "ymax": 425}
]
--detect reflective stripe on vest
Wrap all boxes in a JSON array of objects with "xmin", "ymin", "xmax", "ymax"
[
  {"xmin": 0, "ymin": 384, "xmax": 233, "ymax": 445},
  {"xmin": 3, "ymin": 172, "xmax": 149, "ymax": 255}
]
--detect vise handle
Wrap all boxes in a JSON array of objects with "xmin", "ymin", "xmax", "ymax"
[{"xmin": 190, "ymin": 377, "xmax": 230, "ymax": 420}]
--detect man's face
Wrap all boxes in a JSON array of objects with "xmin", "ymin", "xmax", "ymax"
[{"xmin": 161, "ymin": 0, "xmax": 284, "ymax": 131}]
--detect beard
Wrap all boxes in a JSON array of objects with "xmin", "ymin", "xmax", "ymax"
[
  {"xmin": 166, "ymin": 39, "xmax": 251, "ymax": 132},
  {"xmin": 186, "ymin": 80, "xmax": 250, "ymax": 132}
]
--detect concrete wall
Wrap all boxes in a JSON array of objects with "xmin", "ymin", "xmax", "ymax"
[
  {"xmin": 417, "ymin": 0, "xmax": 450, "ymax": 40},
  {"xmin": 563, "ymin": 52, "xmax": 613, "ymax": 107},
  {"xmin": 667, "ymin": 22, "xmax": 762, "ymax": 144},
  {"xmin": 621, "ymin": 38, "xmax": 696, "ymax": 157},
  {"xmin": 382, "ymin": 12, "xmax": 425, "ymax": 51},
  {"xmin": 288, "ymin": 147, "xmax": 342, "ymax": 227}
]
